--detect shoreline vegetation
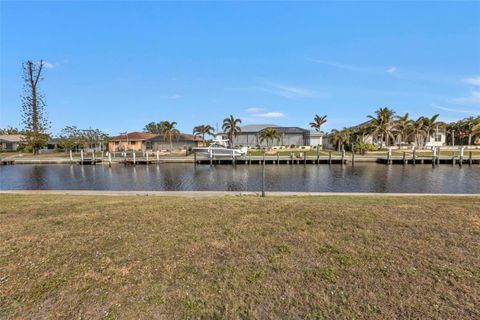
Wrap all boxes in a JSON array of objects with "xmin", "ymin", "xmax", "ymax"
[{"xmin": 1, "ymin": 195, "xmax": 479, "ymax": 318}]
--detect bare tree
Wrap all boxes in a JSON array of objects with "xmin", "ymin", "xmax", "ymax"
[{"xmin": 21, "ymin": 60, "xmax": 49, "ymax": 154}]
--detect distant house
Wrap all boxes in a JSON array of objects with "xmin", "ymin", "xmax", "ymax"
[
  {"xmin": 145, "ymin": 134, "xmax": 204, "ymax": 151},
  {"xmin": 0, "ymin": 135, "xmax": 25, "ymax": 151},
  {"xmin": 108, "ymin": 132, "xmax": 204, "ymax": 152},
  {"xmin": 219, "ymin": 124, "xmax": 322, "ymax": 148},
  {"xmin": 108, "ymin": 132, "xmax": 158, "ymax": 152}
]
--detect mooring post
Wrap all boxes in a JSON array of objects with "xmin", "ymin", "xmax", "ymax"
[
  {"xmin": 451, "ymin": 151, "xmax": 455, "ymax": 166},
  {"xmin": 80, "ymin": 150, "xmax": 84, "ymax": 165},
  {"xmin": 386, "ymin": 148, "xmax": 391, "ymax": 165},
  {"xmin": 92, "ymin": 150, "xmax": 95, "ymax": 163},
  {"xmin": 69, "ymin": 150, "xmax": 73, "ymax": 163},
  {"xmin": 329, "ymin": 151, "xmax": 332, "ymax": 165},
  {"xmin": 108, "ymin": 152, "xmax": 112, "ymax": 167},
  {"xmin": 459, "ymin": 147, "xmax": 464, "ymax": 166},
  {"xmin": 412, "ymin": 147, "xmax": 416, "ymax": 165},
  {"xmin": 232, "ymin": 153, "xmax": 236, "ymax": 166},
  {"xmin": 316, "ymin": 144, "xmax": 320, "ymax": 165},
  {"xmin": 469, "ymin": 151, "xmax": 472, "ymax": 165},
  {"xmin": 262, "ymin": 151, "xmax": 266, "ymax": 197},
  {"xmin": 402, "ymin": 151, "xmax": 406, "ymax": 165},
  {"xmin": 351, "ymin": 143, "xmax": 355, "ymax": 166},
  {"xmin": 341, "ymin": 146, "xmax": 345, "ymax": 165},
  {"xmin": 277, "ymin": 152, "xmax": 279, "ymax": 165},
  {"xmin": 432, "ymin": 147, "xmax": 437, "ymax": 167},
  {"xmin": 290, "ymin": 152, "xmax": 293, "ymax": 165},
  {"xmin": 303, "ymin": 151, "xmax": 306, "ymax": 167},
  {"xmin": 133, "ymin": 151, "xmax": 136, "ymax": 166},
  {"xmin": 123, "ymin": 152, "xmax": 127, "ymax": 164},
  {"xmin": 146, "ymin": 151, "xmax": 149, "ymax": 163},
  {"xmin": 209, "ymin": 149, "xmax": 213, "ymax": 166}
]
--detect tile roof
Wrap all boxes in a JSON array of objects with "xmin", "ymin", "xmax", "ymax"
[
  {"xmin": 110, "ymin": 132, "xmax": 158, "ymax": 141},
  {"xmin": 0, "ymin": 134, "xmax": 25, "ymax": 142}
]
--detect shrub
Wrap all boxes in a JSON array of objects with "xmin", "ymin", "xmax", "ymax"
[{"xmin": 354, "ymin": 143, "xmax": 378, "ymax": 154}]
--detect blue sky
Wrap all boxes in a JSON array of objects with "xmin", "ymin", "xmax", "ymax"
[{"xmin": 1, "ymin": 1, "xmax": 479, "ymax": 135}]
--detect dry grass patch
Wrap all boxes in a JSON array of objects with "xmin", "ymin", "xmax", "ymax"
[{"xmin": 0, "ymin": 195, "xmax": 479, "ymax": 319}]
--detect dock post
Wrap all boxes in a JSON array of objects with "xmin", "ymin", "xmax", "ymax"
[
  {"xmin": 437, "ymin": 147, "xmax": 441, "ymax": 165},
  {"xmin": 290, "ymin": 152, "xmax": 293, "ymax": 165},
  {"xmin": 232, "ymin": 153, "xmax": 236, "ymax": 166},
  {"xmin": 387, "ymin": 148, "xmax": 392, "ymax": 165},
  {"xmin": 341, "ymin": 146, "xmax": 345, "ymax": 165},
  {"xmin": 469, "ymin": 151, "xmax": 472, "ymax": 165},
  {"xmin": 123, "ymin": 152, "xmax": 127, "ymax": 164},
  {"xmin": 303, "ymin": 152, "xmax": 306, "ymax": 167},
  {"xmin": 133, "ymin": 152, "xmax": 136, "ymax": 166},
  {"xmin": 329, "ymin": 151, "xmax": 332, "ymax": 165},
  {"xmin": 432, "ymin": 147, "xmax": 437, "ymax": 167},
  {"xmin": 108, "ymin": 152, "xmax": 112, "ymax": 167},
  {"xmin": 277, "ymin": 152, "xmax": 279, "ymax": 165},
  {"xmin": 146, "ymin": 151, "xmax": 149, "ymax": 163},
  {"xmin": 351, "ymin": 143, "xmax": 355, "ymax": 166},
  {"xmin": 402, "ymin": 151, "xmax": 406, "ymax": 165},
  {"xmin": 92, "ymin": 150, "xmax": 95, "ymax": 164},
  {"xmin": 316, "ymin": 145, "xmax": 320, "ymax": 165},
  {"xmin": 209, "ymin": 149, "xmax": 213, "ymax": 166},
  {"xmin": 69, "ymin": 150, "xmax": 73, "ymax": 163},
  {"xmin": 261, "ymin": 152, "xmax": 266, "ymax": 197},
  {"xmin": 459, "ymin": 147, "xmax": 464, "ymax": 166},
  {"xmin": 451, "ymin": 151, "xmax": 455, "ymax": 166},
  {"xmin": 412, "ymin": 147, "xmax": 416, "ymax": 165},
  {"xmin": 80, "ymin": 150, "xmax": 84, "ymax": 165}
]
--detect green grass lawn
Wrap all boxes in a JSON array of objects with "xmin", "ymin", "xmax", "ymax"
[{"xmin": 1, "ymin": 195, "xmax": 479, "ymax": 319}]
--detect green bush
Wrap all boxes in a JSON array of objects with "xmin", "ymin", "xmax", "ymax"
[{"xmin": 355, "ymin": 143, "xmax": 378, "ymax": 154}]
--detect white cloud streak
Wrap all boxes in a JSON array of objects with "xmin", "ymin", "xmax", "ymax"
[
  {"xmin": 464, "ymin": 77, "xmax": 480, "ymax": 86},
  {"xmin": 432, "ymin": 103, "xmax": 479, "ymax": 115},
  {"xmin": 256, "ymin": 112, "xmax": 285, "ymax": 118},
  {"xmin": 245, "ymin": 107, "xmax": 264, "ymax": 113},
  {"xmin": 386, "ymin": 67, "xmax": 397, "ymax": 73},
  {"xmin": 452, "ymin": 91, "xmax": 480, "ymax": 105},
  {"xmin": 259, "ymin": 81, "xmax": 318, "ymax": 99}
]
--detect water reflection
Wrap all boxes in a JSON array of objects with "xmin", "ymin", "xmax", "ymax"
[{"xmin": 0, "ymin": 163, "xmax": 479, "ymax": 194}]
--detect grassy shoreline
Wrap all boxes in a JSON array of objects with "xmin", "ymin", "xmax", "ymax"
[{"xmin": 1, "ymin": 195, "xmax": 479, "ymax": 319}]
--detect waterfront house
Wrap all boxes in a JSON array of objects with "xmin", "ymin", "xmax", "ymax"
[
  {"xmin": 0, "ymin": 134, "xmax": 25, "ymax": 151},
  {"xmin": 145, "ymin": 134, "xmax": 204, "ymax": 151},
  {"xmin": 108, "ymin": 132, "xmax": 158, "ymax": 152},
  {"xmin": 220, "ymin": 124, "xmax": 323, "ymax": 148}
]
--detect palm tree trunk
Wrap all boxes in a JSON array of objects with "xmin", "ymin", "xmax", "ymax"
[{"xmin": 468, "ymin": 134, "xmax": 472, "ymax": 146}]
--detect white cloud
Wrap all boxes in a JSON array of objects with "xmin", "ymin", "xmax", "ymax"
[
  {"xmin": 452, "ymin": 91, "xmax": 480, "ymax": 105},
  {"xmin": 43, "ymin": 61, "xmax": 55, "ymax": 69},
  {"xmin": 386, "ymin": 67, "xmax": 397, "ymax": 73},
  {"xmin": 431, "ymin": 103, "xmax": 479, "ymax": 115},
  {"xmin": 260, "ymin": 82, "xmax": 318, "ymax": 99},
  {"xmin": 245, "ymin": 107, "xmax": 264, "ymax": 113},
  {"xmin": 464, "ymin": 77, "xmax": 480, "ymax": 86},
  {"xmin": 256, "ymin": 112, "xmax": 285, "ymax": 118}
]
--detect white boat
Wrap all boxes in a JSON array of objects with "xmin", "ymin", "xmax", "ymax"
[{"xmin": 193, "ymin": 139, "xmax": 247, "ymax": 157}]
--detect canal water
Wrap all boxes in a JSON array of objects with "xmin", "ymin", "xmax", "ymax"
[{"xmin": 0, "ymin": 163, "xmax": 479, "ymax": 193}]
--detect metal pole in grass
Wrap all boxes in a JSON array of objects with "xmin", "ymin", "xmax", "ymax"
[{"xmin": 262, "ymin": 151, "xmax": 266, "ymax": 197}]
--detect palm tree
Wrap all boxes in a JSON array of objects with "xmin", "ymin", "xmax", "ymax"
[
  {"xmin": 193, "ymin": 124, "xmax": 214, "ymax": 141},
  {"xmin": 463, "ymin": 117, "xmax": 479, "ymax": 145},
  {"xmin": 143, "ymin": 122, "xmax": 165, "ymax": 134},
  {"xmin": 160, "ymin": 121, "xmax": 180, "ymax": 152},
  {"xmin": 393, "ymin": 113, "xmax": 413, "ymax": 147},
  {"xmin": 222, "ymin": 115, "xmax": 242, "ymax": 147},
  {"xmin": 309, "ymin": 114, "xmax": 327, "ymax": 132},
  {"xmin": 329, "ymin": 128, "xmax": 351, "ymax": 152},
  {"xmin": 411, "ymin": 117, "xmax": 426, "ymax": 148},
  {"xmin": 421, "ymin": 114, "xmax": 441, "ymax": 147},
  {"xmin": 367, "ymin": 107, "xmax": 395, "ymax": 148},
  {"xmin": 259, "ymin": 128, "xmax": 281, "ymax": 148}
]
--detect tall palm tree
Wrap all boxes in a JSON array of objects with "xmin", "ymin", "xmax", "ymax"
[
  {"xmin": 421, "ymin": 114, "xmax": 441, "ymax": 147},
  {"xmin": 329, "ymin": 128, "xmax": 351, "ymax": 152},
  {"xmin": 160, "ymin": 121, "xmax": 180, "ymax": 152},
  {"xmin": 412, "ymin": 117, "xmax": 426, "ymax": 148},
  {"xmin": 309, "ymin": 114, "xmax": 327, "ymax": 132},
  {"xmin": 193, "ymin": 124, "xmax": 214, "ymax": 141},
  {"xmin": 463, "ymin": 116, "xmax": 479, "ymax": 145},
  {"xmin": 222, "ymin": 115, "xmax": 242, "ymax": 147},
  {"xmin": 393, "ymin": 113, "xmax": 413, "ymax": 146},
  {"xmin": 367, "ymin": 107, "xmax": 395, "ymax": 148},
  {"xmin": 259, "ymin": 128, "xmax": 281, "ymax": 148}
]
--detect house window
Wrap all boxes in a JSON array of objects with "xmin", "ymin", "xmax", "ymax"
[
  {"xmin": 114, "ymin": 141, "xmax": 119, "ymax": 145},
  {"xmin": 130, "ymin": 141, "xmax": 136, "ymax": 145},
  {"xmin": 435, "ymin": 135, "xmax": 442, "ymax": 142}
]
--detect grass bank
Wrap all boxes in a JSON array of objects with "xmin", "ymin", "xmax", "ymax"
[{"xmin": 1, "ymin": 195, "xmax": 479, "ymax": 319}]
